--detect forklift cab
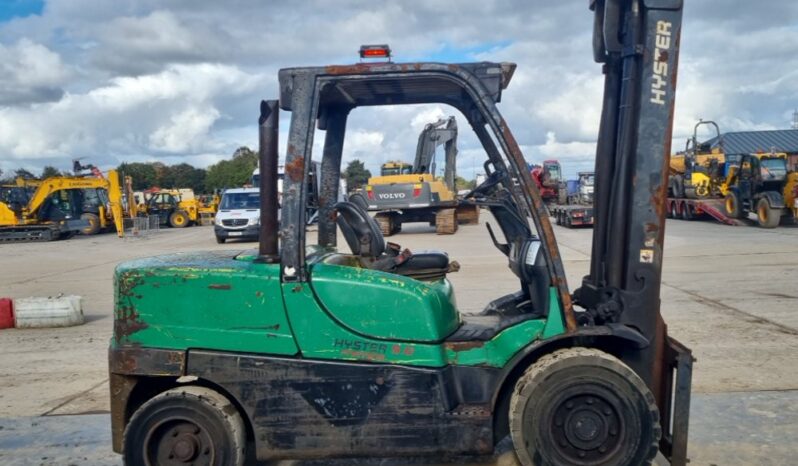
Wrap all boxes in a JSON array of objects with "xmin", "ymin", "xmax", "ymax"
[{"xmin": 272, "ymin": 59, "xmax": 566, "ymax": 346}]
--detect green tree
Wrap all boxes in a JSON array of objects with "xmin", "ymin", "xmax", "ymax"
[
  {"xmin": 40, "ymin": 166, "xmax": 62, "ymax": 179},
  {"xmin": 163, "ymin": 163, "xmax": 207, "ymax": 192},
  {"xmin": 118, "ymin": 162, "xmax": 158, "ymax": 190},
  {"xmin": 205, "ymin": 146, "xmax": 259, "ymax": 191},
  {"xmin": 455, "ymin": 176, "xmax": 476, "ymax": 191},
  {"xmin": 343, "ymin": 159, "xmax": 372, "ymax": 191},
  {"xmin": 14, "ymin": 168, "xmax": 35, "ymax": 179}
]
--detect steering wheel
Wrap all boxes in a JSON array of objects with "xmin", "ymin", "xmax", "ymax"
[{"xmin": 464, "ymin": 169, "xmax": 504, "ymax": 199}]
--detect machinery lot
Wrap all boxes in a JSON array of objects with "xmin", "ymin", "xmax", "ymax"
[{"xmin": 0, "ymin": 217, "xmax": 797, "ymax": 465}]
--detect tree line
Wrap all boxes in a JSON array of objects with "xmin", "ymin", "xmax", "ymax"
[
  {"xmin": 0, "ymin": 147, "xmax": 261, "ymax": 194},
  {"xmin": 2, "ymin": 152, "xmax": 473, "ymax": 194}
]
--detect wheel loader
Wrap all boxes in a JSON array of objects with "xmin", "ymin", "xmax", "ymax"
[
  {"xmin": 109, "ymin": 2, "xmax": 692, "ymax": 465},
  {"xmin": 140, "ymin": 189, "xmax": 218, "ymax": 228}
]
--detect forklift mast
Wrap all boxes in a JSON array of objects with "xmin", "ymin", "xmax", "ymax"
[
  {"xmin": 411, "ymin": 116, "xmax": 458, "ymax": 190},
  {"xmin": 577, "ymin": 0, "xmax": 686, "ymax": 432}
]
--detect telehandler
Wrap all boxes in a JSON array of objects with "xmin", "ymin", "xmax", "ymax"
[
  {"xmin": 109, "ymin": 2, "xmax": 691, "ymax": 465},
  {"xmin": 724, "ymin": 152, "xmax": 798, "ymax": 228}
]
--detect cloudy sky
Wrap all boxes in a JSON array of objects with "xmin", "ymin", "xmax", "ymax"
[{"xmin": 0, "ymin": 0, "xmax": 796, "ymax": 180}]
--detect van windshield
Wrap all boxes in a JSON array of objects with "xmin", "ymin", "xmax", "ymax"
[{"xmin": 220, "ymin": 192, "xmax": 260, "ymax": 210}]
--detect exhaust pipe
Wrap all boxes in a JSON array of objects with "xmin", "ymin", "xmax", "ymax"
[{"xmin": 258, "ymin": 100, "xmax": 279, "ymax": 262}]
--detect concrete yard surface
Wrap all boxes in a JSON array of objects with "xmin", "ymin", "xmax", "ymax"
[{"xmin": 0, "ymin": 215, "xmax": 797, "ymax": 464}]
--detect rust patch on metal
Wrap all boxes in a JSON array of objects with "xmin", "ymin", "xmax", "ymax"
[
  {"xmin": 324, "ymin": 63, "xmax": 374, "ymax": 75},
  {"xmin": 109, "ymin": 373, "xmax": 137, "ymax": 453},
  {"xmin": 114, "ymin": 304, "xmax": 148, "ymax": 339},
  {"xmin": 444, "ymin": 340, "xmax": 485, "ymax": 352},
  {"xmin": 341, "ymin": 349, "xmax": 386, "ymax": 361},
  {"xmin": 284, "ymin": 157, "xmax": 305, "ymax": 182},
  {"xmin": 208, "ymin": 283, "xmax": 231, "ymax": 290}
]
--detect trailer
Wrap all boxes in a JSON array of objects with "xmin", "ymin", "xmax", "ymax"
[
  {"xmin": 550, "ymin": 204, "xmax": 594, "ymax": 228},
  {"xmin": 666, "ymin": 197, "xmax": 748, "ymax": 226}
]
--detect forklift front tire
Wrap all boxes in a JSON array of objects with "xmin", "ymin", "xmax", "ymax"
[
  {"xmin": 510, "ymin": 348, "xmax": 660, "ymax": 466},
  {"xmin": 123, "ymin": 385, "xmax": 246, "ymax": 466},
  {"xmin": 169, "ymin": 211, "xmax": 190, "ymax": 228}
]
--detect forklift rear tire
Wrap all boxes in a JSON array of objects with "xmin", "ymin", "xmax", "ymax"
[
  {"xmin": 756, "ymin": 198, "xmax": 780, "ymax": 229},
  {"xmin": 510, "ymin": 348, "xmax": 660, "ymax": 466},
  {"xmin": 724, "ymin": 192, "xmax": 744, "ymax": 219},
  {"xmin": 169, "ymin": 210, "xmax": 190, "ymax": 228},
  {"xmin": 123, "ymin": 386, "xmax": 246, "ymax": 466},
  {"xmin": 80, "ymin": 213, "xmax": 101, "ymax": 235}
]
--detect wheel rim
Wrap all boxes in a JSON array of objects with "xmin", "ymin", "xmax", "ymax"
[
  {"xmin": 544, "ymin": 386, "xmax": 626, "ymax": 465},
  {"xmin": 146, "ymin": 418, "xmax": 214, "ymax": 466},
  {"xmin": 175, "ymin": 215, "xmax": 185, "ymax": 226},
  {"xmin": 83, "ymin": 218, "xmax": 98, "ymax": 234},
  {"xmin": 726, "ymin": 197, "xmax": 734, "ymax": 214},
  {"xmin": 758, "ymin": 204, "xmax": 768, "ymax": 223}
]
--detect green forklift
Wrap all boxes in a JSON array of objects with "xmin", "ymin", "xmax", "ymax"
[{"xmin": 108, "ymin": 1, "xmax": 692, "ymax": 465}]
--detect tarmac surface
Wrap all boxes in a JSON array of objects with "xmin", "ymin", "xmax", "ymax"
[{"xmin": 0, "ymin": 213, "xmax": 797, "ymax": 465}]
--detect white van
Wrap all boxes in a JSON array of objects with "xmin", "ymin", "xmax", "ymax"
[{"xmin": 213, "ymin": 188, "xmax": 262, "ymax": 243}]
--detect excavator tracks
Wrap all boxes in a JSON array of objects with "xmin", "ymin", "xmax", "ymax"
[
  {"xmin": 435, "ymin": 208, "xmax": 458, "ymax": 235},
  {"xmin": 0, "ymin": 225, "xmax": 61, "ymax": 243}
]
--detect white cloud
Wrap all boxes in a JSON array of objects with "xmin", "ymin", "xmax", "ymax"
[
  {"xmin": 0, "ymin": 63, "xmax": 266, "ymax": 166},
  {"xmin": 0, "ymin": 0, "xmax": 796, "ymax": 178},
  {"xmin": 149, "ymin": 106, "xmax": 221, "ymax": 152},
  {"xmin": 0, "ymin": 39, "xmax": 71, "ymax": 104}
]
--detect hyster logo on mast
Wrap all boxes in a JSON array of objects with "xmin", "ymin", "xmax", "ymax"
[{"xmin": 650, "ymin": 20, "xmax": 672, "ymax": 106}]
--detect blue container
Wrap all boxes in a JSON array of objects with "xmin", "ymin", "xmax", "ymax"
[{"xmin": 566, "ymin": 179, "xmax": 580, "ymax": 196}]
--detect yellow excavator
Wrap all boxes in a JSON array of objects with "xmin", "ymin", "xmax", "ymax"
[
  {"xmin": 349, "ymin": 116, "xmax": 478, "ymax": 235},
  {"xmin": 0, "ymin": 170, "xmax": 125, "ymax": 242}
]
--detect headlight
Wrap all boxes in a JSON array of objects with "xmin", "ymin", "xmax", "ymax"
[
  {"xmin": 215, "ymin": 216, "xmax": 223, "ymax": 226},
  {"xmin": 249, "ymin": 217, "xmax": 260, "ymax": 226}
]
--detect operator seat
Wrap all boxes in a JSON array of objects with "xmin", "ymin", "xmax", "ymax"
[{"xmin": 334, "ymin": 201, "xmax": 456, "ymax": 280}]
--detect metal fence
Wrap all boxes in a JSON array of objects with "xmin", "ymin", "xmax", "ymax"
[{"xmin": 124, "ymin": 216, "xmax": 160, "ymax": 237}]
